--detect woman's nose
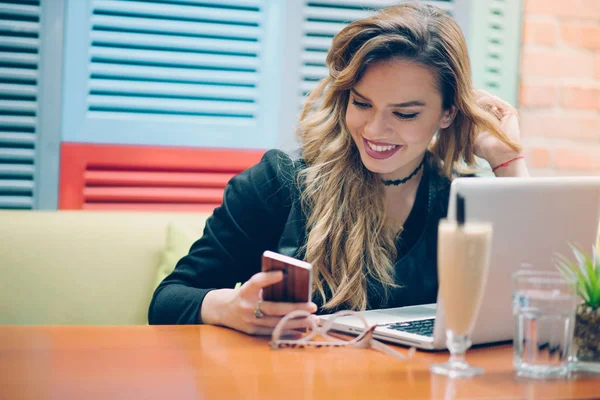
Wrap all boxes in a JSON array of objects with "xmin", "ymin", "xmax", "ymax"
[{"xmin": 363, "ymin": 114, "xmax": 386, "ymax": 138}]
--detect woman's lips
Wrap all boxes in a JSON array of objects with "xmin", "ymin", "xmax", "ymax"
[{"xmin": 363, "ymin": 138, "xmax": 402, "ymax": 160}]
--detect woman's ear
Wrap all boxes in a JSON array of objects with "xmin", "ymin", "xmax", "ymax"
[{"xmin": 439, "ymin": 105, "xmax": 457, "ymax": 129}]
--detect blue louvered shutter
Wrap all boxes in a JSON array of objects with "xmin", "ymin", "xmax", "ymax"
[
  {"xmin": 0, "ymin": 1, "xmax": 40, "ymax": 209},
  {"xmin": 469, "ymin": 0, "xmax": 522, "ymax": 107},
  {"xmin": 62, "ymin": 0, "xmax": 280, "ymax": 149}
]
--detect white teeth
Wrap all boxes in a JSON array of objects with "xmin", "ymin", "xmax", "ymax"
[{"xmin": 367, "ymin": 141, "xmax": 398, "ymax": 152}]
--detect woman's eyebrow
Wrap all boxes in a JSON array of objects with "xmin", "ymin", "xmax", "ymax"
[{"xmin": 350, "ymin": 88, "xmax": 426, "ymax": 107}]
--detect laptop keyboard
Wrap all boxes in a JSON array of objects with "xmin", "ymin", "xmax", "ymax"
[{"xmin": 383, "ymin": 318, "xmax": 435, "ymax": 337}]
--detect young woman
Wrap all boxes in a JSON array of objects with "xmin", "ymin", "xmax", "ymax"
[{"xmin": 148, "ymin": 3, "xmax": 528, "ymax": 334}]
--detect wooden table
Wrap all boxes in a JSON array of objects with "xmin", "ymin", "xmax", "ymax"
[{"xmin": 0, "ymin": 326, "xmax": 598, "ymax": 400}]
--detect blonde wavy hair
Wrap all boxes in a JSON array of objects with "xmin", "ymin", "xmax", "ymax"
[{"xmin": 297, "ymin": 3, "xmax": 521, "ymax": 311}]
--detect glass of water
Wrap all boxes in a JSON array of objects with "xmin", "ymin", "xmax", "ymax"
[{"xmin": 512, "ymin": 270, "xmax": 578, "ymax": 378}]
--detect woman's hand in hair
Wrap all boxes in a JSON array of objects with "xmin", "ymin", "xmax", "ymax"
[
  {"xmin": 200, "ymin": 271, "xmax": 318, "ymax": 335},
  {"xmin": 472, "ymin": 89, "xmax": 522, "ymax": 167}
]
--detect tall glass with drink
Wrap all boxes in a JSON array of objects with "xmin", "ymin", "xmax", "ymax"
[{"xmin": 430, "ymin": 195, "xmax": 493, "ymax": 378}]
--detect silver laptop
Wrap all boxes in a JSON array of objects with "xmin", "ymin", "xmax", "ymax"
[{"xmin": 320, "ymin": 177, "xmax": 600, "ymax": 350}]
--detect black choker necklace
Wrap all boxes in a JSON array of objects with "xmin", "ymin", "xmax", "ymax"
[{"xmin": 382, "ymin": 158, "xmax": 425, "ymax": 186}]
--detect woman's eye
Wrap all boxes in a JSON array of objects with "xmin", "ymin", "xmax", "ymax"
[
  {"xmin": 352, "ymin": 99, "xmax": 371, "ymax": 109},
  {"xmin": 352, "ymin": 98, "xmax": 418, "ymax": 120},
  {"xmin": 394, "ymin": 112, "xmax": 419, "ymax": 120}
]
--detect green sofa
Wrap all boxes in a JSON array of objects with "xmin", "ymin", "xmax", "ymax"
[{"xmin": 0, "ymin": 211, "xmax": 207, "ymax": 325}]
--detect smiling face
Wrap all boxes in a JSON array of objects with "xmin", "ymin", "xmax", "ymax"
[{"xmin": 345, "ymin": 58, "xmax": 455, "ymax": 181}]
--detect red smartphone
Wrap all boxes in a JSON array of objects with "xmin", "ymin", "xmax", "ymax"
[{"xmin": 261, "ymin": 251, "xmax": 313, "ymax": 303}]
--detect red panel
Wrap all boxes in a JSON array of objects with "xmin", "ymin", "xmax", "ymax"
[
  {"xmin": 82, "ymin": 203, "xmax": 220, "ymax": 212},
  {"xmin": 83, "ymin": 187, "xmax": 225, "ymax": 203},
  {"xmin": 59, "ymin": 143, "xmax": 265, "ymax": 211},
  {"xmin": 84, "ymin": 171, "xmax": 235, "ymax": 188}
]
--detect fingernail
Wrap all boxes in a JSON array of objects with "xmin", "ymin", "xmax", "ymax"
[{"xmin": 309, "ymin": 303, "xmax": 318, "ymax": 312}]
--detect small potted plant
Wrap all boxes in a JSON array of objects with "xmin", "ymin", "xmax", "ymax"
[{"xmin": 554, "ymin": 244, "xmax": 600, "ymax": 372}]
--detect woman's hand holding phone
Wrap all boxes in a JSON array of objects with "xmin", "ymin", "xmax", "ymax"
[{"xmin": 200, "ymin": 271, "xmax": 318, "ymax": 336}]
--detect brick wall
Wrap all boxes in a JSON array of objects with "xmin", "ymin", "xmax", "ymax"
[{"xmin": 519, "ymin": 0, "xmax": 600, "ymax": 176}]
